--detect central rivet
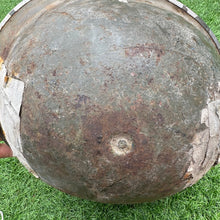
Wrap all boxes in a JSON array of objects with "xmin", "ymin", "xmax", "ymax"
[
  {"xmin": 110, "ymin": 136, "xmax": 133, "ymax": 156},
  {"xmin": 117, "ymin": 140, "xmax": 128, "ymax": 149}
]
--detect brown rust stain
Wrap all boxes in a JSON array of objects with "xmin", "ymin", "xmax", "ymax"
[
  {"xmin": 125, "ymin": 43, "xmax": 165, "ymax": 65},
  {"xmin": 77, "ymin": 103, "xmax": 189, "ymax": 197},
  {"xmin": 27, "ymin": 62, "xmax": 36, "ymax": 74},
  {"xmin": 20, "ymin": 76, "xmax": 195, "ymax": 202},
  {"xmin": 2, "ymin": 47, "xmax": 10, "ymax": 60},
  {"xmin": 82, "ymin": 108, "xmax": 153, "ymax": 169},
  {"xmin": 169, "ymin": 3, "xmax": 189, "ymax": 17},
  {"xmin": 0, "ymin": 57, "xmax": 3, "ymax": 66},
  {"xmin": 80, "ymin": 58, "xmax": 86, "ymax": 66},
  {"xmin": 4, "ymin": 75, "xmax": 11, "ymax": 85},
  {"xmin": 53, "ymin": 11, "xmax": 76, "ymax": 21},
  {"xmin": 74, "ymin": 95, "xmax": 90, "ymax": 109},
  {"xmin": 45, "ymin": 2, "xmax": 62, "ymax": 11},
  {"xmin": 20, "ymin": 90, "xmax": 193, "ymax": 203},
  {"xmin": 52, "ymin": 70, "xmax": 57, "ymax": 76},
  {"xmin": 1, "ymin": 35, "xmax": 22, "ymax": 60},
  {"xmin": 35, "ymin": 91, "xmax": 42, "ymax": 99},
  {"xmin": 183, "ymin": 172, "xmax": 193, "ymax": 181}
]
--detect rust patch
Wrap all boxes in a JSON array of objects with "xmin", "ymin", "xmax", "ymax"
[
  {"xmin": 80, "ymin": 58, "xmax": 86, "ymax": 66},
  {"xmin": 2, "ymin": 47, "xmax": 10, "ymax": 60},
  {"xmin": 74, "ymin": 95, "xmax": 90, "ymax": 109},
  {"xmin": 19, "ymin": 84, "xmax": 195, "ymax": 203},
  {"xmin": 52, "ymin": 70, "xmax": 56, "ymax": 76},
  {"xmin": 81, "ymin": 109, "xmax": 154, "ymax": 171},
  {"xmin": 27, "ymin": 62, "xmax": 36, "ymax": 74},
  {"xmin": 53, "ymin": 11, "xmax": 76, "ymax": 21},
  {"xmin": 35, "ymin": 91, "xmax": 42, "ymax": 99},
  {"xmin": 77, "ymin": 103, "xmax": 190, "ymax": 200},
  {"xmin": 0, "ymin": 57, "xmax": 3, "ymax": 66},
  {"xmin": 4, "ymin": 75, "xmax": 11, "ymax": 85},
  {"xmin": 46, "ymin": 2, "xmax": 62, "ymax": 11},
  {"xmin": 169, "ymin": 3, "xmax": 189, "ymax": 17},
  {"xmin": 1, "ymin": 0, "xmax": 219, "ymax": 204},
  {"xmin": 125, "ymin": 43, "xmax": 165, "ymax": 65},
  {"xmin": 183, "ymin": 172, "xmax": 193, "ymax": 181}
]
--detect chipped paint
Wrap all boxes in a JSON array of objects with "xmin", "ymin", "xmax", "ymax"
[
  {"xmin": 185, "ymin": 95, "xmax": 220, "ymax": 187},
  {"xmin": 118, "ymin": 0, "xmax": 128, "ymax": 3},
  {"xmin": 0, "ymin": 62, "xmax": 38, "ymax": 177},
  {"xmin": 0, "ymin": 57, "xmax": 3, "ymax": 66}
]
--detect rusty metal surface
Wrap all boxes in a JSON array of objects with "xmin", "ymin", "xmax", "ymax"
[{"xmin": 0, "ymin": 0, "xmax": 220, "ymax": 203}]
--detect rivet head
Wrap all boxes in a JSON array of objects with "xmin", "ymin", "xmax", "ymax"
[{"xmin": 110, "ymin": 136, "xmax": 133, "ymax": 156}]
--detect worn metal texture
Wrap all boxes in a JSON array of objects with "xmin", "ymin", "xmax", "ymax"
[{"xmin": 0, "ymin": 0, "xmax": 220, "ymax": 204}]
